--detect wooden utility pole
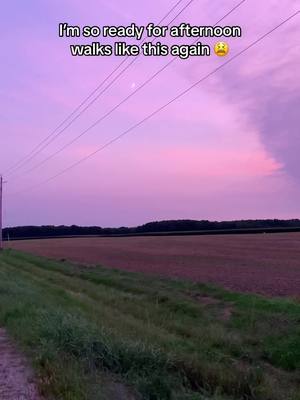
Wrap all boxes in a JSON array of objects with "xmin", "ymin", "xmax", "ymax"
[{"xmin": 0, "ymin": 175, "xmax": 3, "ymax": 251}]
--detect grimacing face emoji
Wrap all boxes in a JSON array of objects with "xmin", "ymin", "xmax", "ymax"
[{"xmin": 214, "ymin": 42, "xmax": 229, "ymax": 57}]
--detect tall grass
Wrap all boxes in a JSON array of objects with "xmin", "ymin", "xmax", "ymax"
[{"xmin": 0, "ymin": 249, "xmax": 299, "ymax": 400}]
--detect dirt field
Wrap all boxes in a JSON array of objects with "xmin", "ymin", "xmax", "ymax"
[{"xmin": 7, "ymin": 233, "xmax": 300, "ymax": 297}]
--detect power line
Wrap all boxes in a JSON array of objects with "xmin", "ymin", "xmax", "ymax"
[
  {"xmin": 7, "ymin": 0, "xmax": 196, "ymax": 177},
  {"xmin": 9, "ymin": 0, "xmax": 247, "ymax": 180},
  {"xmin": 4, "ymin": 0, "xmax": 191, "ymax": 176},
  {"xmin": 9, "ymin": 10, "xmax": 299, "ymax": 197}
]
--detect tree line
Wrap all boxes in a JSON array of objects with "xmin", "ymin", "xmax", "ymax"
[{"xmin": 3, "ymin": 219, "xmax": 300, "ymax": 240}]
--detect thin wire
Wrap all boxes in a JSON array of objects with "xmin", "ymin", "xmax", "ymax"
[
  {"xmin": 9, "ymin": 10, "xmax": 299, "ymax": 196},
  {"xmin": 9, "ymin": 0, "xmax": 247, "ymax": 180},
  {"xmin": 4, "ymin": 0, "xmax": 189, "ymax": 175},
  {"xmin": 7, "ymin": 0, "xmax": 196, "ymax": 178}
]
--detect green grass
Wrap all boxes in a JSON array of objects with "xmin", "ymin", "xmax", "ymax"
[{"xmin": 0, "ymin": 249, "xmax": 299, "ymax": 400}]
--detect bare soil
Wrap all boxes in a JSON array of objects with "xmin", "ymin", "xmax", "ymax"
[
  {"xmin": 7, "ymin": 233, "xmax": 300, "ymax": 297},
  {"xmin": 0, "ymin": 328, "xmax": 41, "ymax": 400}
]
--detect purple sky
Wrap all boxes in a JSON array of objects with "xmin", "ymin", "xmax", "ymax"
[{"xmin": 1, "ymin": 0, "xmax": 299, "ymax": 227}]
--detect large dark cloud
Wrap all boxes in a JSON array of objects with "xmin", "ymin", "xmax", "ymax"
[
  {"xmin": 257, "ymin": 90, "xmax": 300, "ymax": 179},
  {"xmin": 184, "ymin": 1, "xmax": 300, "ymax": 180},
  {"xmin": 221, "ymin": 65, "xmax": 300, "ymax": 179},
  {"xmin": 203, "ymin": 29, "xmax": 300, "ymax": 181}
]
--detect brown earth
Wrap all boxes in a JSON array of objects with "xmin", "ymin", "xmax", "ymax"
[
  {"xmin": 7, "ymin": 233, "xmax": 300, "ymax": 297},
  {"xmin": 0, "ymin": 328, "xmax": 42, "ymax": 400}
]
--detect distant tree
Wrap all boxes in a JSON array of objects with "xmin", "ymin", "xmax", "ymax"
[{"xmin": 3, "ymin": 219, "xmax": 300, "ymax": 240}]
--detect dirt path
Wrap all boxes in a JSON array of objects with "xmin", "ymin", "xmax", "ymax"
[{"xmin": 0, "ymin": 328, "xmax": 41, "ymax": 400}]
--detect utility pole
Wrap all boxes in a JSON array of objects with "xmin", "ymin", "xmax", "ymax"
[{"xmin": 0, "ymin": 175, "xmax": 3, "ymax": 251}]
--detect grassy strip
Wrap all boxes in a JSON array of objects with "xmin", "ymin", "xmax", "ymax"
[{"xmin": 0, "ymin": 249, "xmax": 299, "ymax": 400}]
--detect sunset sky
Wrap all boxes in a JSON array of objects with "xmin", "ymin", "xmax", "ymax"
[{"xmin": 1, "ymin": 0, "xmax": 299, "ymax": 227}]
